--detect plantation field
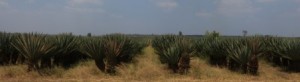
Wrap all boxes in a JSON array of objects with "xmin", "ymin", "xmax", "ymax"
[
  {"xmin": 1, "ymin": 32, "xmax": 300, "ymax": 81},
  {"xmin": 0, "ymin": 46, "xmax": 300, "ymax": 82}
]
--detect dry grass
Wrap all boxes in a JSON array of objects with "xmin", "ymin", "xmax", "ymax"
[{"xmin": 0, "ymin": 46, "xmax": 300, "ymax": 81}]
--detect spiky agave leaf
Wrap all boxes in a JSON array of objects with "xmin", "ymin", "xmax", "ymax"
[
  {"xmin": 176, "ymin": 38, "xmax": 193, "ymax": 74},
  {"xmin": 226, "ymin": 36, "xmax": 264, "ymax": 75},
  {"xmin": 161, "ymin": 45, "xmax": 181, "ymax": 72},
  {"xmin": 281, "ymin": 40, "xmax": 300, "ymax": 71},
  {"xmin": 152, "ymin": 35, "xmax": 192, "ymax": 74},
  {"xmin": 130, "ymin": 40, "xmax": 147, "ymax": 55},
  {"xmin": 277, "ymin": 39, "xmax": 300, "ymax": 61},
  {"xmin": 200, "ymin": 38, "xmax": 230, "ymax": 67},
  {"xmin": 246, "ymin": 36, "xmax": 265, "ymax": 57},
  {"xmin": 263, "ymin": 36, "xmax": 283, "ymax": 57},
  {"xmin": 102, "ymin": 34, "xmax": 140, "ymax": 63},
  {"xmin": 51, "ymin": 34, "xmax": 84, "ymax": 68},
  {"xmin": 102, "ymin": 38, "xmax": 122, "ymax": 74},
  {"xmin": 11, "ymin": 33, "xmax": 56, "ymax": 71},
  {"xmin": 202, "ymin": 39, "xmax": 227, "ymax": 57},
  {"xmin": 227, "ymin": 40, "xmax": 252, "ymax": 74},
  {"xmin": 152, "ymin": 35, "xmax": 178, "ymax": 61},
  {"xmin": 194, "ymin": 38, "xmax": 205, "ymax": 56},
  {"xmin": 227, "ymin": 42, "xmax": 252, "ymax": 66},
  {"xmin": 80, "ymin": 37, "xmax": 105, "ymax": 71},
  {"xmin": 118, "ymin": 38, "xmax": 143, "ymax": 62},
  {"xmin": 246, "ymin": 36, "xmax": 264, "ymax": 75},
  {"xmin": 81, "ymin": 38, "xmax": 103, "ymax": 59},
  {"xmin": 0, "ymin": 32, "xmax": 22, "ymax": 65},
  {"xmin": 178, "ymin": 37, "xmax": 194, "ymax": 54},
  {"xmin": 266, "ymin": 39, "xmax": 293, "ymax": 60},
  {"xmin": 264, "ymin": 38, "xmax": 300, "ymax": 71},
  {"xmin": 53, "ymin": 34, "xmax": 78, "ymax": 56},
  {"xmin": 152, "ymin": 35, "xmax": 175, "ymax": 63},
  {"xmin": 100, "ymin": 34, "xmax": 144, "ymax": 74},
  {"xmin": 262, "ymin": 36, "xmax": 292, "ymax": 67}
]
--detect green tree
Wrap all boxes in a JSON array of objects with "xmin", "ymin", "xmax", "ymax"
[
  {"xmin": 179, "ymin": 31, "xmax": 183, "ymax": 36},
  {"xmin": 87, "ymin": 33, "xmax": 92, "ymax": 37}
]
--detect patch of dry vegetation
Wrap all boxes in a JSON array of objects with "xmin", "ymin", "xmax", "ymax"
[{"xmin": 0, "ymin": 46, "xmax": 299, "ymax": 81}]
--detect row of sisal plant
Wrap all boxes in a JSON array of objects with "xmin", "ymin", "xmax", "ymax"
[
  {"xmin": 195, "ymin": 32, "xmax": 300, "ymax": 75},
  {"xmin": 0, "ymin": 32, "xmax": 23, "ymax": 65},
  {"xmin": 264, "ymin": 37, "xmax": 300, "ymax": 71},
  {"xmin": 0, "ymin": 32, "xmax": 146, "ymax": 75},
  {"xmin": 152, "ymin": 35, "xmax": 194, "ymax": 74},
  {"xmin": 11, "ymin": 33, "xmax": 89, "ymax": 73},
  {"xmin": 152, "ymin": 32, "xmax": 300, "ymax": 75},
  {"xmin": 81, "ymin": 34, "xmax": 146, "ymax": 74}
]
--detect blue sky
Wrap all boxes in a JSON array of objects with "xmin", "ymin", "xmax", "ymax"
[{"xmin": 0, "ymin": 0, "xmax": 300, "ymax": 36}]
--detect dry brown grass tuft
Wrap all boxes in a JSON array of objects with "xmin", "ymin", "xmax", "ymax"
[
  {"xmin": 0, "ymin": 46, "xmax": 300, "ymax": 81},
  {"xmin": 0, "ymin": 65, "xmax": 28, "ymax": 78},
  {"xmin": 116, "ymin": 46, "xmax": 170, "ymax": 81}
]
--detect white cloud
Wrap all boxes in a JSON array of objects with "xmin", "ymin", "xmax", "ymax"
[
  {"xmin": 293, "ymin": 0, "xmax": 300, "ymax": 3},
  {"xmin": 68, "ymin": 0, "xmax": 102, "ymax": 6},
  {"xmin": 154, "ymin": 0, "xmax": 178, "ymax": 10},
  {"xmin": 26, "ymin": 0, "xmax": 35, "ymax": 4},
  {"xmin": 293, "ymin": 0, "xmax": 300, "ymax": 14},
  {"xmin": 217, "ymin": 0, "xmax": 257, "ymax": 16},
  {"xmin": 196, "ymin": 11, "xmax": 212, "ymax": 17},
  {"xmin": 256, "ymin": 0, "xmax": 277, "ymax": 3},
  {"xmin": 0, "ymin": 0, "xmax": 9, "ymax": 8},
  {"xmin": 65, "ymin": 0, "xmax": 104, "ymax": 13},
  {"xmin": 65, "ymin": 6, "xmax": 105, "ymax": 13}
]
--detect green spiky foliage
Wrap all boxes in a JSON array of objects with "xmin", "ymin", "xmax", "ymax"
[
  {"xmin": 81, "ymin": 34, "xmax": 145, "ymax": 74},
  {"xmin": 152, "ymin": 35, "xmax": 193, "ymax": 74},
  {"xmin": 202, "ymin": 38, "xmax": 229, "ymax": 67},
  {"xmin": 277, "ymin": 40, "xmax": 300, "ymax": 60},
  {"xmin": 204, "ymin": 31, "xmax": 219, "ymax": 41},
  {"xmin": 227, "ymin": 41, "xmax": 252, "ymax": 73},
  {"xmin": 176, "ymin": 38, "xmax": 194, "ymax": 74},
  {"xmin": 195, "ymin": 31, "xmax": 229, "ymax": 67},
  {"xmin": 80, "ymin": 37, "xmax": 105, "ymax": 71},
  {"xmin": 246, "ymin": 36, "xmax": 264, "ymax": 75},
  {"xmin": 102, "ymin": 34, "xmax": 144, "ymax": 74},
  {"xmin": 0, "ymin": 32, "xmax": 24, "ymax": 65},
  {"xmin": 263, "ymin": 36, "xmax": 290, "ymax": 67},
  {"xmin": 11, "ymin": 33, "xmax": 56, "ymax": 71},
  {"xmin": 227, "ymin": 36, "xmax": 264, "ymax": 75},
  {"xmin": 131, "ymin": 40, "xmax": 147, "ymax": 56},
  {"xmin": 273, "ymin": 39, "xmax": 300, "ymax": 71},
  {"xmin": 194, "ymin": 39, "xmax": 205, "ymax": 57},
  {"xmin": 51, "ymin": 34, "xmax": 87, "ymax": 68}
]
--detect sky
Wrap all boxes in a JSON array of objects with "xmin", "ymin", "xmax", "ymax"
[{"xmin": 0, "ymin": 0, "xmax": 300, "ymax": 36}]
